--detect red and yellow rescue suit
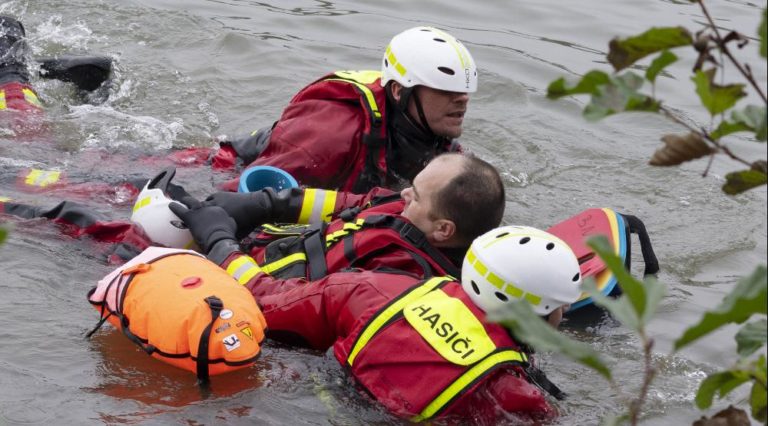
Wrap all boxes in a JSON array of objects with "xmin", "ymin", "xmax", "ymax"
[
  {"xmin": 244, "ymin": 269, "xmax": 552, "ymax": 422},
  {"xmin": 215, "ymin": 186, "xmax": 463, "ymax": 285},
  {"xmin": 215, "ymin": 71, "xmax": 460, "ymax": 193}
]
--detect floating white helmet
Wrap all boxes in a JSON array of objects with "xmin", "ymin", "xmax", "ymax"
[
  {"xmin": 381, "ymin": 26, "xmax": 477, "ymax": 93},
  {"xmin": 461, "ymin": 226, "xmax": 582, "ymax": 316},
  {"xmin": 130, "ymin": 169, "xmax": 196, "ymax": 250}
]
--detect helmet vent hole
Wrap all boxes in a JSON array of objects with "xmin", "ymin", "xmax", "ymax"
[
  {"xmin": 471, "ymin": 280, "xmax": 480, "ymax": 295},
  {"xmin": 573, "ymin": 272, "xmax": 581, "ymax": 282},
  {"xmin": 546, "ymin": 242, "xmax": 555, "ymax": 250},
  {"xmin": 519, "ymin": 237, "xmax": 531, "ymax": 245},
  {"xmin": 545, "ymin": 305, "xmax": 550, "ymax": 311},
  {"xmin": 433, "ymin": 37, "xmax": 447, "ymax": 43},
  {"xmin": 494, "ymin": 292, "xmax": 508, "ymax": 302},
  {"xmin": 495, "ymin": 232, "xmax": 509, "ymax": 239},
  {"xmin": 384, "ymin": 58, "xmax": 389, "ymax": 67},
  {"xmin": 437, "ymin": 66, "xmax": 455, "ymax": 76}
]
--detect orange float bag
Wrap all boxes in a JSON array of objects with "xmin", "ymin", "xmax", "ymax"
[{"xmin": 87, "ymin": 246, "xmax": 267, "ymax": 382}]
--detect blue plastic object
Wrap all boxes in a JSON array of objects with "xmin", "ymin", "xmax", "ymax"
[{"xmin": 238, "ymin": 166, "xmax": 299, "ymax": 193}]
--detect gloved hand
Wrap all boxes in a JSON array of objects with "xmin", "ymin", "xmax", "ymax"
[
  {"xmin": 203, "ymin": 188, "xmax": 300, "ymax": 239},
  {"xmin": 169, "ymin": 197, "xmax": 237, "ymax": 255}
]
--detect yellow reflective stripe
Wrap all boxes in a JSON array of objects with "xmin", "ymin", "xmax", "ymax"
[
  {"xmin": 325, "ymin": 218, "xmax": 364, "ymax": 246},
  {"xmin": 261, "ymin": 223, "xmax": 283, "ymax": 232},
  {"xmin": 411, "ymin": 350, "xmax": 528, "ymax": 422},
  {"xmin": 22, "ymin": 88, "xmax": 42, "ymax": 108},
  {"xmin": 261, "ymin": 252, "xmax": 307, "ymax": 275},
  {"xmin": 24, "ymin": 169, "xmax": 61, "ymax": 188},
  {"xmin": 0, "ymin": 90, "xmax": 6, "ymax": 109},
  {"xmin": 385, "ymin": 46, "xmax": 407, "ymax": 77},
  {"xmin": 467, "ymin": 247, "xmax": 539, "ymax": 306},
  {"xmin": 332, "ymin": 70, "xmax": 381, "ymax": 85},
  {"xmin": 225, "ymin": 255, "xmax": 262, "ymax": 285},
  {"xmin": 132, "ymin": 196, "xmax": 151, "ymax": 213},
  {"xmin": 347, "ymin": 276, "xmax": 450, "ymax": 366},
  {"xmin": 297, "ymin": 189, "xmax": 337, "ymax": 224},
  {"xmin": 0, "ymin": 196, "xmax": 10, "ymax": 202},
  {"xmin": 324, "ymin": 78, "xmax": 382, "ymax": 120}
]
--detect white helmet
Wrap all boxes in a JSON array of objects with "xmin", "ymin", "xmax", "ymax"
[
  {"xmin": 130, "ymin": 170, "xmax": 197, "ymax": 250},
  {"xmin": 461, "ymin": 226, "xmax": 582, "ymax": 316},
  {"xmin": 381, "ymin": 26, "xmax": 477, "ymax": 93}
]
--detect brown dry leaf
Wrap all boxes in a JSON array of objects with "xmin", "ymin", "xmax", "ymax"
[{"xmin": 649, "ymin": 132, "xmax": 714, "ymax": 166}]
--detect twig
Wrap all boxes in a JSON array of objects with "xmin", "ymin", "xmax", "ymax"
[
  {"xmin": 629, "ymin": 334, "xmax": 657, "ymax": 426},
  {"xmin": 696, "ymin": 0, "xmax": 768, "ymax": 104}
]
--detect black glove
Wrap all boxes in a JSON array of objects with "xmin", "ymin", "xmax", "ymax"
[
  {"xmin": 169, "ymin": 197, "xmax": 237, "ymax": 255},
  {"xmin": 203, "ymin": 188, "xmax": 300, "ymax": 239}
]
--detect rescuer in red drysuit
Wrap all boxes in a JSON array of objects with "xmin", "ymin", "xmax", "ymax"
[
  {"xmin": 0, "ymin": 15, "xmax": 217, "ymax": 205},
  {"xmin": 170, "ymin": 184, "xmax": 584, "ymax": 422},
  {"xmin": 165, "ymin": 153, "xmax": 504, "ymax": 284},
  {"xmin": 210, "ymin": 26, "xmax": 477, "ymax": 194}
]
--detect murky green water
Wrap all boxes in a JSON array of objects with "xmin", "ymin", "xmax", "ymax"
[{"xmin": 1, "ymin": 0, "xmax": 766, "ymax": 424}]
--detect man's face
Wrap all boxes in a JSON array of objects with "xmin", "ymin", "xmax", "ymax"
[
  {"xmin": 408, "ymin": 86, "xmax": 469, "ymax": 139},
  {"xmin": 400, "ymin": 156, "xmax": 460, "ymax": 242},
  {"xmin": 546, "ymin": 305, "xmax": 570, "ymax": 328}
]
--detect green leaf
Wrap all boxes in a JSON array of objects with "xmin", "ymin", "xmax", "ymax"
[
  {"xmin": 759, "ymin": 7, "xmax": 767, "ymax": 58},
  {"xmin": 583, "ymin": 279, "xmax": 640, "ymax": 330},
  {"xmin": 639, "ymin": 276, "xmax": 666, "ymax": 325},
  {"xmin": 588, "ymin": 236, "xmax": 649, "ymax": 318},
  {"xmin": 645, "ymin": 50, "xmax": 678, "ymax": 83},
  {"xmin": 607, "ymin": 26, "xmax": 693, "ymax": 71},
  {"xmin": 600, "ymin": 413, "xmax": 630, "ymax": 426},
  {"xmin": 731, "ymin": 105, "xmax": 768, "ymax": 142},
  {"xmin": 695, "ymin": 370, "xmax": 752, "ymax": 409},
  {"xmin": 546, "ymin": 70, "xmax": 611, "ymax": 99},
  {"xmin": 692, "ymin": 70, "xmax": 747, "ymax": 116},
  {"xmin": 675, "ymin": 265, "xmax": 767, "ymax": 351},
  {"xmin": 722, "ymin": 169, "xmax": 768, "ymax": 195},
  {"xmin": 584, "ymin": 72, "xmax": 660, "ymax": 121},
  {"xmin": 753, "ymin": 356, "xmax": 768, "ymax": 422},
  {"xmin": 711, "ymin": 120, "xmax": 754, "ymax": 141},
  {"xmin": 736, "ymin": 319, "xmax": 768, "ymax": 358},
  {"xmin": 490, "ymin": 300, "xmax": 612, "ymax": 380}
]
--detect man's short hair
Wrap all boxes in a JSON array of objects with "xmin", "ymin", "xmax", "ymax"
[{"xmin": 431, "ymin": 153, "xmax": 505, "ymax": 245}]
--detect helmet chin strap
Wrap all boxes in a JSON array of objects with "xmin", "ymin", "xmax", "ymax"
[{"xmin": 397, "ymin": 86, "xmax": 436, "ymax": 138}]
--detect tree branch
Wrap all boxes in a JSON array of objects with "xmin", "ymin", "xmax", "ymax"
[{"xmin": 696, "ymin": 0, "xmax": 768, "ymax": 104}]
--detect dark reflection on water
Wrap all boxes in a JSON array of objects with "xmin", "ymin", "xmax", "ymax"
[{"xmin": 204, "ymin": 0, "xmax": 360, "ymax": 17}]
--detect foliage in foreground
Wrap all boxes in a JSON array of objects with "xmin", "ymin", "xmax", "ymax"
[
  {"xmin": 493, "ymin": 237, "xmax": 767, "ymax": 425},
  {"xmin": 495, "ymin": 2, "xmax": 768, "ymax": 425},
  {"xmin": 547, "ymin": 1, "xmax": 767, "ymax": 195}
]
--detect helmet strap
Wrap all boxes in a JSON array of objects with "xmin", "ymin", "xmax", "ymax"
[{"xmin": 410, "ymin": 89, "xmax": 435, "ymax": 137}]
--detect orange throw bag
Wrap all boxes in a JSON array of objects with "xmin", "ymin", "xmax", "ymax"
[{"xmin": 87, "ymin": 247, "xmax": 267, "ymax": 382}]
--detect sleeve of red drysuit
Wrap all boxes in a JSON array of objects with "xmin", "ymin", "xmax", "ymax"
[
  {"xmin": 442, "ymin": 367, "xmax": 554, "ymax": 420},
  {"xmin": 249, "ymin": 272, "xmax": 387, "ymax": 350},
  {"xmin": 247, "ymin": 99, "xmax": 364, "ymax": 190},
  {"xmin": 288, "ymin": 186, "xmax": 396, "ymax": 224},
  {"xmin": 0, "ymin": 199, "xmax": 151, "ymax": 263}
]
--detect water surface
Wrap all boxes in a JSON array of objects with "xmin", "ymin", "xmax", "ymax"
[{"xmin": 1, "ymin": 0, "xmax": 766, "ymax": 424}]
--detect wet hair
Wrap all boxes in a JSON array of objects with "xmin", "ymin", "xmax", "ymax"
[{"xmin": 430, "ymin": 153, "xmax": 505, "ymax": 246}]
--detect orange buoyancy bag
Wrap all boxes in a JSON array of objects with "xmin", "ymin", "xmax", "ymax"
[{"xmin": 87, "ymin": 246, "xmax": 267, "ymax": 382}]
